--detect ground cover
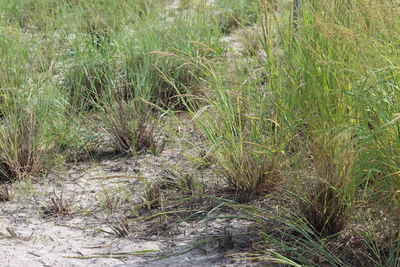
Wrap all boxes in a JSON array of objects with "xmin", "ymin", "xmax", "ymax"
[{"xmin": 0, "ymin": 0, "xmax": 399, "ymax": 266}]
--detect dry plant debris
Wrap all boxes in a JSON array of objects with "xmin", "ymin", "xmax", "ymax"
[
  {"xmin": 107, "ymin": 217, "xmax": 131, "ymax": 238},
  {"xmin": 4, "ymin": 227, "xmax": 34, "ymax": 241}
]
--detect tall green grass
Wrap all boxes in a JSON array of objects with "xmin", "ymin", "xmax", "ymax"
[
  {"xmin": 177, "ymin": 0, "xmax": 400, "ymax": 264},
  {"xmin": 255, "ymin": 0, "xmax": 400, "ymax": 264},
  {"xmin": 186, "ymin": 60, "xmax": 288, "ymax": 202},
  {"xmin": 118, "ymin": 9, "xmax": 223, "ymax": 108}
]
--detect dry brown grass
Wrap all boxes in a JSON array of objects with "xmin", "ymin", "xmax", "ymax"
[
  {"xmin": 0, "ymin": 184, "xmax": 13, "ymax": 202},
  {"xmin": 4, "ymin": 227, "xmax": 34, "ymax": 241},
  {"xmin": 108, "ymin": 217, "xmax": 131, "ymax": 237},
  {"xmin": 143, "ymin": 182, "xmax": 164, "ymax": 210},
  {"xmin": 43, "ymin": 191, "xmax": 72, "ymax": 216}
]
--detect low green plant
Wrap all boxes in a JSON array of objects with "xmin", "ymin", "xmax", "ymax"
[{"xmin": 213, "ymin": 0, "xmax": 259, "ymax": 34}]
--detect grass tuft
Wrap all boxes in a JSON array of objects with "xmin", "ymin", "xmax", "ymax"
[{"xmin": 0, "ymin": 184, "xmax": 13, "ymax": 202}]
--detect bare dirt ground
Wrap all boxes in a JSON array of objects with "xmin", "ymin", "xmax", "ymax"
[{"xmin": 0, "ymin": 114, "xmax": 264, "ymax": 267}]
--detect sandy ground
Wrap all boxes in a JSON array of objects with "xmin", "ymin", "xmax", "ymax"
[{"xmin": 0, "ymin": 114, "xmax": 264, "ymax": 267}]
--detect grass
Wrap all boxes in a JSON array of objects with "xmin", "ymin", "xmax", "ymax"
[
  {"xmin": 0, "ymin": 0, "xmax": 399, "ymax": 266},
  {"xmin": 43, "ymin": 191, "xmax": 73, "ymax": 216},
  {"xmin": 0, "ymin": 84, "xmax": 60, "ymax": 181},
  {"xmin": 0, "ymin": 184, "xmax": 13, "ymax": 202}
]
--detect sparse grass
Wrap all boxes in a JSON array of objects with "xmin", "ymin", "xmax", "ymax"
[{"xmin": 97, "ymin": 186, "xmax": 131, "ymax": 214}]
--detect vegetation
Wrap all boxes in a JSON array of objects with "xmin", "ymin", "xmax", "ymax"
[{"xmin": 0, "ymin": 0, "xmax": 399, "ymax": 265}]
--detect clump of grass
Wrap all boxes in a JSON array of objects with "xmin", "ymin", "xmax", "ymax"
[
  {"xmin": 76, "ymin": 0, "xmax": 153, "ymax": 47},
  {"xmin": 43, "ymin": 191, "xmax": 72, "ymax": 215},
  {"xmin": 108, "ymin": 217, "xmax": 131, "ymax": 238},
  {"xmin": 0, "ymin": 91, "xmax": 56, "ymax": 181},
  {"xmin": 119, "ymin": 10, "xmax": 223, "ymax": 109},
  {"xmin": 0, "ymin": 29, "xmax": 31, "ymax": 93},
  {"xmin": 220, "ymin": 149, "xmax": 281, "ymax": 203},
  {"xmin": 0, "ymin": 113, "xmax": 37, "ymax": 180},
  {"xmin": 143, "ymin": 182, "xmax": 163, "ymax": 210},
  {"xmin": 0, "ymin": 184, "xmax": 13, "ymax": 202},
  {"xmin": 299, "ymin": 181, "xmax": 348, "ymax": 237},
  {"xmin": 0, "ymin": 0, "xmax": 67, "ymax": 31},
  {"xmin": 62, "ymin": 36, "xmax": 114, "ymax": 111},
  {"xmin": 244, "ymin": 0, "xmax": 400, "ymax": 264},
  {"xmin": 96, "ymin": 97, "xmax": 157, "ymax": 154},
  {"xmin": 295, "ymin": 134, "xmax": 356, "ymax": 237},
  {"xmin": 186, "ymin": 59, "xmax": 287, "ymax": 202}
]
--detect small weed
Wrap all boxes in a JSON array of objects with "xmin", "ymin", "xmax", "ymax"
[
  {"xmin": 218, "ymin": 228, "xmax": 235, "ymax": 251},
  {"xmin": 159, "ymin": 169, "xmax": 206, "ymax": 195},
  {"xmin": 98, "ymin": 189, "xmax": 121, "ymax": 213},
  {"xmin": 0, "ymin": 184, "xmax": 13, "ymax": 202},
  {"xmin": 176, "ymin": 174, "xmax": 206, "ymax": 196},
  {"xmin": 143, "ymin": 182, "xmax": 164, "ymax": 210},
  {"xmin": 197, "ymin": 149, "xmax": 214, "ymax": 169},
  {"xmin": 43, "ymin": 191, "xmax": 72, "ymax": 216}
]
